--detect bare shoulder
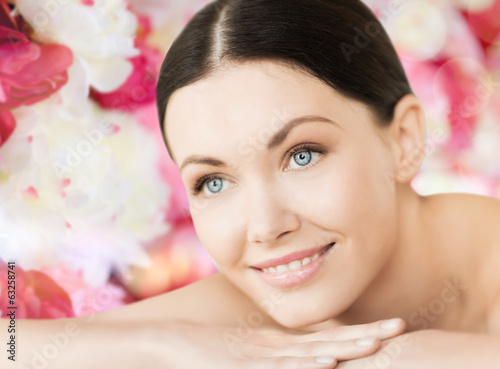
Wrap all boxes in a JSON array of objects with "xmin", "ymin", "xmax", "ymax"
[
  {"xmin": 428, "ymin": 192, "xmax": 500, "ymax": 333},
  {"xmin": 424, "ymin": 192, "xmax": 500, "ymax": 249},
  {"xmin": 98, "ymin": 272, "xmax": 277, "ymax": 327},
  {"xmin": 429, "ymin": 191, "xmax": 500, "ymax": 266},
  {"xmin": 425, "ymin": 192, "xmax": 500, "ymax": 228}
]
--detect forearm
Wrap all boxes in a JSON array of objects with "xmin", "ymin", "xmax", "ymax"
[
  {"xmin": 1, "ymin": 316, "xmax": 175, "ymax": 369},
  {"xmin": 399, "ymin": 329, "xmax": 500, "ymax": 368},
  {"xmin": 337, "ymin": 329, "xmax": 500, "ymax": 368}
]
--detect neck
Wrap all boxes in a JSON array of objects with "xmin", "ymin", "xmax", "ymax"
[{"xmin": 334, "ymin": 184, "xmax": 467, "ymax": 331}]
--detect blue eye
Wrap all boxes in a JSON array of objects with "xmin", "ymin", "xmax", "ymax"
[
  {"xmin": 206, "ymin": 178, "xmax": 223, "ymax": 193},
  {"xmin": 191, "ymin": 144, "xmax": 326, "ymax": 197},
  {"xmin": 293, "ymin": 151, "xmax": 312, "ymax": 166},
  {"xmin": 191, "ymin": 174, "xmax": 234, "ymax": 197},
  {"xmin": 285, "ymin": 144, "xmax": 324, "ymax": 171}
]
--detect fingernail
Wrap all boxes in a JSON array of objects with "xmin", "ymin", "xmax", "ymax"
[
  {"xmin": 380, "ymin": 318, "xmax": 401, "ymax": 330},
  {"xmin": 315, "ymin": 356, "xmax": 335, "ymax": 364},
  {"xmin": 355, "ymin": 337, "xmax": 376, "ymax": 347}
]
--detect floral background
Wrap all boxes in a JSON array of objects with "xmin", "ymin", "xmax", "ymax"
[{"xmin": 0, "ymin": 0, "xmax": 499, "ymax": 319}]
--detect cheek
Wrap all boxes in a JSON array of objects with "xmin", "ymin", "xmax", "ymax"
[
  {"xmin": 190, "ymin": 199, "xmax": 244, "ymax": 269},
  {"xmin": 333, "ymin": 147, "xmax": 398, "ymax": 265},
  {"xmin": 294, "ymin": 149, "xmax": 396, "ymax": 240}
]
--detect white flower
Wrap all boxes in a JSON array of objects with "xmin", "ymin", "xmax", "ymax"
[
  {"xmin": 0, "ymin": 96, "xmax": 170, "ymax": 287},
  {"xmin": 16, "ymin": 0, "xmax": 140, "ymax": 93}
]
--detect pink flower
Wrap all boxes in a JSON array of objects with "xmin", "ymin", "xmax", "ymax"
[
  {"xmin": 90, "ymin": 42, "xmax": 161, "ymax": 111},
  {"xmin": 90, "ymin": 14, "xmax": 161, "ymax": 111},
  {"xmin": 0, "ymin": 27, "xmax": 73, "ymax": 108},
  {"xmin": 39, "ymin": 267, "xmax": 129, "ymax": 317},
  {"xmin": 0, "ymin": 1, "xmax": 73, "ymax": 147},
  {"xmin": 464, "ymin": 0, "xmax": 500, "ymax": 47},
  {"xmin": 0, "ymin": 261, "xmax": 75, "ymax": 319},
  {"xmin": 431, "ymin": 57, "xmax": 487, "ymax": 152}
]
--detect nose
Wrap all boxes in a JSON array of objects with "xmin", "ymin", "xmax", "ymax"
[{"xmin": 245, "ymin": 180, "xmax": 300, "ymax": 244}]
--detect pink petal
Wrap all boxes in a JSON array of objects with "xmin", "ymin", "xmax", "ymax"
[
  {"xmin": 0, "ymin": 262, "xmax": 75, "ymax": 319},
  {"xmin": 5, "ymin": 71, "xmax": 69, "ymax": 107},
  {"xmin": 465, "ymin": 0, "xmax": 500, "ymax": 46},
  {"xmin": 4, "ymin": 44, "xmax": 73, "ymax": 85},
  {"xmin": 0, "ymin": 107, "xmax": 15, "ymax": 147},
  {"xmin": 0, "ymin": 40, "xmax": 40, "ymax": 74},
  {"xmin": 91, "ymin": 44, "xmax": 160, "ymax": 110},
  {"xmin": 1, "ymin": 42, "xmax": 73, "ymax": 107},
  {"xmin": 0, "ymin": 25, "xmax": 28, "ymax": 46}
]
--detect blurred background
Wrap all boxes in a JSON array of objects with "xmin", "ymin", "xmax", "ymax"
[{"xmin": 0, "ymin": 0, "xmax": 499, "ymax": 319}]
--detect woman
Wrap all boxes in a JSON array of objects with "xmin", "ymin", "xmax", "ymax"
[
  {"xmin": 155, "ymin": 0, "xmax": 500, "ymax": 366},
  {"xmin": 3, "ymin": 0, "xmax": 500, "ymax": 368}
]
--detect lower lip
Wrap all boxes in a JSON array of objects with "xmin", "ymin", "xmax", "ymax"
[{"xmin": 252, "ymin": 243, "xmax": 335, "ymax": 289}]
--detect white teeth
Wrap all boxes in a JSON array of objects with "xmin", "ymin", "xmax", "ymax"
[
  {"xmin": 276, "ymin": 265, "xmax": 289, "ymax": 273},
  {"xmin": 261, "ymin": 252, "xmax": 323, "ymax": 274},
  {"xmin": 288, "ymin": 260, "xmax": 302, "ymax": 270}
]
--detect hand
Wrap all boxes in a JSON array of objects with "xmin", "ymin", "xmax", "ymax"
[
  {"xmin": 335, "ymin": 329, "xmax": 500, "ymax": 369},
  {"xmin": 335, "ymin": 331, "xmax": 415, "ymax": 369},
  {"xmin": 158, "ymin": 318, "xmax": 406, "ymax": 368}
]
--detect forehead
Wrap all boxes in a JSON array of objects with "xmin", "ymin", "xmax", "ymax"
[{"xmin": 164, "ymin": 60, "xmax": 368, "ymax": 166}]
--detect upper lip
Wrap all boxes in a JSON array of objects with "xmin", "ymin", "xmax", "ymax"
[{"xmin": 249, "ymin": 242, "xmax": 335, "ymax": 269}]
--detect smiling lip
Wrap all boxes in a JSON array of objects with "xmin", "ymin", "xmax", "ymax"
[
  {"xmin": 249, "ymin": 242, "xmax": 335, "ymax": 270},
  {"xmin": 252, "ymin": 243, "xmax": 335, "ymax": 289}
]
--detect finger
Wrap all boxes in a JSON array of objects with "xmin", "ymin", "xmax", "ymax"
[
  {"xmin": 256, "ymin": 336, "xmax": 381, "ymax": 361},
  {"xmin": 250, "ymin": 355, "xmax": 338, "ymax": 369},
  {"xmin": 295, "ymin": 318, "xmax": 405, "ymax": 342}
]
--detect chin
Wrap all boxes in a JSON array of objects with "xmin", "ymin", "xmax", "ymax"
[
  {"xmin": 269, "ymin": 301, "xmax": 350, "ymax": 330},
  {"xmin": 272, "ymin": 313, "xmax": 331, "ymax": 331}
]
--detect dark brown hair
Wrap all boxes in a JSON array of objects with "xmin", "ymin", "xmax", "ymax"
[{"xmin": 156, "ymin": 0, "xmax": 413, "ymax": 159}]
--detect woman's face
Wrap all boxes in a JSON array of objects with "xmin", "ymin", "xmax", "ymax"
[{"xmin": 165, "ymin": 60, "xmax": 400, "ymax": 329}]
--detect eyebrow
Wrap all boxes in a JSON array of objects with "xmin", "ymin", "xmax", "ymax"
[{"xmin": 179, "ymin": 115, "xmax": 342, "ymax": 173}]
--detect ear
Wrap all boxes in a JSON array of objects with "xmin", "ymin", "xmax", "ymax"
[{"xmin": 387, "ymin": 94, "xmax": 427, "ymax": 184}]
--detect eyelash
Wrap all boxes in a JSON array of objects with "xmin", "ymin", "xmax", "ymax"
[{"xmin": 190, "ymin": 143, "xmax": 326, "ymax": 196}]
